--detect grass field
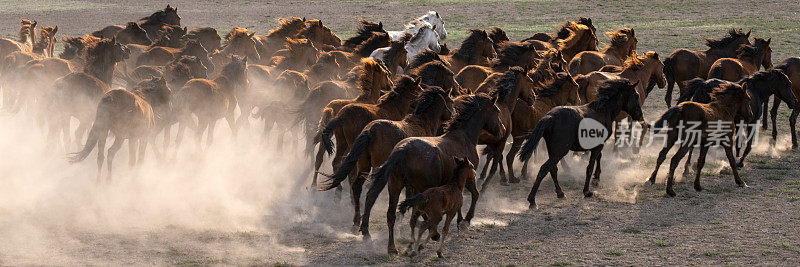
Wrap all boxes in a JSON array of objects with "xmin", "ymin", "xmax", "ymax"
[{"xmin": 1, "ymin": 0, "xmax": 800, "ymax": 265}]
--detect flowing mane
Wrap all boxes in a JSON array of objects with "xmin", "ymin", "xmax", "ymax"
[
  {"xmin": 587, "ymin": 78, "xmax": 630, "ymax": 111},
  {"xmin": 409, "ymin": 24, "xmax": 433, "ymax": 44},
  {"xmin": 358, "ymin": 58, "xmax": 383, "ymax": 92},
  {"xmin": 452, "ymin": 29, "xmax": 488, "ymax": 62},
  {"xmin": 537, "ymin": 72, "xmax": 571, "ymax": 97},
  {"xmin": 411, "ymin": 86, "xmax": 446, "ymax": 115},
  {"xmin": 621, "ymin": 52, "xmax": 645, "ymax": 71},
  {"xmin": 408, "ymin": 50, "xmax": 448, "ymax": 70},
  {"xmin": 354, "ymin": 32, "xmax": 390, "ymax": 58},
  {"xmin": 344, "ymin": 19, "xmax": 385, "ymax": 47},
  {"xmin": 378, "ymin": 75, "xmax": 416, "ymax": 104},
  {"xmin": 224, "ymin": 27, "xmax": 251, "ymax": 42},
  {"xmin": 411, "ymin": 61, "xmax": 453, "ymax": 86},
  {"xmin": 704, "ymin": 28, "xmax": 748, "ymax": 49},
  {"xmin": 495, "ymin": 41, "xmax": 537, "ymax": 67},
  {"xmin": 490, "ymin": 67, "xmax": 524, "ymax": 103},
  {"xmin": 488, "ymin": 27, "xmax": 509, "ymax": 44},
  {"xmin": 444, "ymin": 94, "xmax": 489, "ymax": 132},
  {"xmin": 381, "ymin": 38, "xmax": 408, "ymax": 64},
  {"xmin": 606, "ymin": 27, "xmax": 634, "ymax": 48},
  {"xmin": 710, "ymin": 83, "xmax": 746, "ymax": 101},
  {"xmin": 557, "ymin": 22, "xmax": 593, "ymax": 51},
  {"xmin": 267, "ymin": 17, "xmax": 306, "ymax": 38}
]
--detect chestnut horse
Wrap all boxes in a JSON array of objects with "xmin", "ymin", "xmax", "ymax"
[
  {"xmin": 708, "ymin": 39, "xmax": 772, "ymax": 81},
  {"xmin": 769, "ymin": 58, "xmax": 800, "ymax": 149},
  {"xmin": 441, "ymin": 29, "xmax": 497, "ymax": 74},
  {"xmin": 568, "ymin": 28, "xmax": 637, "ymax": 76}
]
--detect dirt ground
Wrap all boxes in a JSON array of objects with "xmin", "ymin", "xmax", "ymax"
[{"xmin": 1, "ymin": 0, "xmax": 800, "ymax": 265}]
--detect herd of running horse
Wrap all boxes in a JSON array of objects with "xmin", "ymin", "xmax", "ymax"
[{"xmin": 1, "ymin": 5, "xmax": 798, "ymax": 258}]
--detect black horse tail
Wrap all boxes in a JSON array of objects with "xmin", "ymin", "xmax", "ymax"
[
  {"xmin": 398, "ymin": 193, "xmax": 429, "ymax": 215},
  {"xmin": 568, "ymin": 57, "xmax": 581, "ymax": 76},
  {"xmin": 519, "ymin": 115, "xmax": 555, "ymax": 161},
  {"xmin": 663, "ymin": 57, "xmax": 675, "ymax": 84},
  {"xmin": 68, "ymin": 97, "xmax": 112, "ymax": 163},
  {"xmin": 321, "ymin": 129, "xmax": 373, "ymax": 191},
  {"xmin": 364, "ymin": 146, "xmax": 407, "ymax": 205},
  {"xmin": 319, "ymin": 117, "xmax": 342, "ymax": 155},
  {"xmin": 653, "ymin": 107, "xmax": 682, "ymax": 131}
]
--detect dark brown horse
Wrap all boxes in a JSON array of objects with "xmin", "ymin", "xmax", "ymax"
[
  {"xmin": 518, "ymin": 79, "xmax": 642, "ymax": 209},
  {"xmin": 568, "ymin": 28, "xmax": 637, "ymax": 76},
  {"xmin": 523, "ymin": 17, "xmax": 596, "ymax": 45},
  {"xmin": 136, "ymin": 39, "xmax": 214, "ymax": 73},
  {"xmin": 360, "ymin": 93, "xmax": 504, "ymax": 254},
  {"xmin": 409, "ymin": 61, "xmax": 461, "ymax": 96},
  {"xmin": 319, "ymin": 76, "xmax": 424, "ymax": 182},
  {"xmin": 138, "ymin": 5, "xmax": 181, "ymax": 41},
  {"xmin": 441, "ymin": 29, "xmax": 497, "ymax": 74},
  {"xmin": 186, "ymin": 27, "xmax": 222, "ymax": 52},
  {"xmin": 269, "ymin": 38, "xmax": 319, "ymax": 74},
  {"xmin": 319, "ymin": 86, "xmax": 453, "ymax": 228},
  {"xmin": 304, "ymin": 51, "xmax": 342, "ymax": 85},
  {"xmin": 252, "ymin": 17, "xmax": 307, "ymax": 64},
  {"xmin": 769, "ymin": 58, "xmax": 800, "ymax": 149},
  {"xmin": 708, "ymin": 39, "xmax": 772, "ymax": 81},
  {"xmin": 399, "ymin": 156, "xmax": 474, "ymax": 258},
  {"xmin": 113, "ymin": 22, "xmax": 152, "ymax": 45},
  {"xmin": 648, "ymin": 83, "xmax": 753, "ymax": 197},
  {"xmin": 405, "ymin": 49, "xmax": 450, "ymax": 72},
  {"xmin": 455, "ymin": 40, "xmax": 542, "ymax": 92},
  {"xmin": 212, "ymin": 27, "xmax": 261, "ymax": 69},
  {"xmin": 295, "ymin": 19, "xmax": 341, "ymax": 51},
  {"xmin": 662, "ymin": 28, "xmax": 751, "ymax": 106},
  {"xmin": 343, "ymin": 19, "xmax": 386, "ymax": 50}
]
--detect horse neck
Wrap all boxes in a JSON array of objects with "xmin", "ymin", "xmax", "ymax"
[
  {"xmin": 443, "ymin": 114, "xmax": 485, "ymax": 145},
  {"xmin": 604, "ymin": 45, "xmax": 628, "ymax": 62},
  {"xmin": 739, "ymin": 57, "xmax": 758, "ymax": 73},
  {"xmin": 378, "ymin": 93, "xmax": 415, "ymax": 116},
  {"xmin": 742, "ymin": 80, "xmax": 769, "ymax": 104},
  {"xmin": 85, "ymin": 58, "xmax": 116, "ymax": 85},
  {"xmin": 588, "ymin": 97, "xmax": 623, "ymax": 124},
  {"xmin": 708, "ymin": 100, "xmax": 738, "ymax": 121}
]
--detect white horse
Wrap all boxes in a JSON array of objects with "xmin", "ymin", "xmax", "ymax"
[
  {"xmin": 387, "ymin": 11, "xmax": 447, "ymax": 41},
  {"xmin": 371, "ymin": 24, "xmax": 440, "ymax": 73}
]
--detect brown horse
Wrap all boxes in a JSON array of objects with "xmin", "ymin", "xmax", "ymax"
[
  {"xmin": 663, "ymin": 28, "xmax": 751, "ymax": 106},
  {"xmin": 48, "ymin": 37, "xmax": 129, "ymax": 149},
  {"xmin": 568, "ymin": 28, "xmax": 637, "ymax": 76},
  {"xmin": 708, "ymin": 39, "xmax": 772, "ymax": 81},
  {"xmin": 252, "ymin": 17, "xmax": 307, "ymax": 64},
  {"xmin": 405, "ymin": 49, "xmax": 450, "ymax": 72},
  {"xmin": 329, "ymin": 32, "xmax": 391, "ymax": 70},
  {"xmin": 523, "ymin": 17, "xmax": 596, "ymax": 44},
  {"xmin": 360, "ymin": 93, "xmax": 504, "ymax": 254},
  {"xmin": 441, "ymin": 29, "xmax": 497, "ymax": 74},
  {"xmin": 174, "ymin": 55, "xmax": 247, "ymax": 148},
  {"xmin": 114, "ymin": 22, "xmax": 152, "ymax": 45},
  {"xmin": 455, "ymin": 40, "xmax": 542, "ymax": 92},
  {"xmin": 578, "ymin": 51, "xmax": 666, "ymax": 110},
  {"xmin": 309, "ymin": 58, "xmax": 393, "ymax": 185},
  {"xmin": 319, "ymin": 86, "xmax": 453, "ymax": 228},
  {"xmin": 319, "ymin": 75, "xmax": 424, "ymax": 185},
  {"xmin": 296, "ymin": 19, "xmax": 341, "ymax": 51},
  {"xmin": 149, "ymin": 25, "xmax": 188, "ymax": 48},
  {"xmin": 399, "ymin": 156, "xmax": 474, "ymax": 258},
  {"xmin": 138, "ymin": 5, "xmax": 181, "ymax": 41},
  {"xmin": 487, "ymin": 27, "xmax": 510, "ymax": 52},
  {"xmin": 136, "ymin": 39, "xmax": 214, "ymax": 74},
  {"xmin": 186, "ymin": 27, "xmax": 222, "ymax": 52},
  {"xmin": 550, "ymin": 22, "xmax": 599, "ymax": 63},
  {"xmin": 518, "ymin": 79, "xmax": 642, "ymax": 209},
  {"xmin": 343, "ymin": 19, "xmax": 386, "ymax": 50},
  {"xmin": 32, "ymin": 25, "xmax": 58, "ymax": 58},
  {"xmin": 473, "ymin": 67, "xmax": 536, "ymax": 188},
  {"xmin": 0, "ymin": 19, "xmax": 36, "ymax": 61},
  {"xmin": 648, "ymin": 83, "xmax": 753, "ymax": 196},
  {"xmin": 506, "ymin": 72, "xmax": 580, "ymax": 182},
  {"xmin": 269, "ymin": 38, "xmax": 320, "ymax": 73},
  {"xmin": 68, "ymin": 89, "xmax": 154, "ymax": 182},
  {"xmin": 409, "ymin": 61, "xmax": 461, "ymax": 96},
  {"xmin": 255, "ymin": 70, "xmax": 311, "ymax": 148},
  {"xmin": 212, "ymin": 27, "xmax": 260, "ymax": 70},
  {"xmin": 304, "ymin": 51, "xmax": 342, "ymax": 85}
]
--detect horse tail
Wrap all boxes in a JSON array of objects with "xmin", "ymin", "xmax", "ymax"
[
  {"xmin": 68, "ymin": 96, "xmax": 112, "ymax": 163},
  {"xmin": 398, "ymin": 193, "xmax": 429, "ymax": 215},
  {"xmin": 568, "ymin": 57, "xmax": 581, "ymax": 76},
  {"xmin": 653, "ymin": 107, "xmax": 682, "ymax": 131},
  {"xmin": 321, "ymin": 129, "xmax": 373, "ymax": 191},
  {"xmin": 365, "ymin": 146, "xmax": 407, "ymax": 204},
  {"xmin": 519, "ymin": 115, "xmax": 555, "ymax": 162},
  {"xmin": 320, "ymin": 117, "xmax": 343, "ymax": 155},
  {"xmin": 575, "ymin": 75, "xmax": 590, "ymax": 105},
  {"xmin": 663, "ymin": 57, "xmax": 675, "ymax": 84}
]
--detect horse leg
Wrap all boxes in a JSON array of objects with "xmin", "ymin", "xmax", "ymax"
[
  {"xmin": 665, "ymin": 80, "xmax": 675, "ymax": 107},
  {"xmin": 128, "ymin": 139, "xmax": 137, "ymax": 167},
  {"xmin": 349, "ymin": 166, "xmax": 367, "ymax": 230},
  {"xmin": 495, "ymin": 142, "xmax": 511, "ymax": 183},
  {"xmin": 665, "ymin": 145, "xmax": 691, "ymax": 197},
  {"xmin": 408, "ymin": 209, "xmax": 421, "ymax": 250},
  {"xmin": 225, "ymin": 110, "xmax": 237, "ymax": 140},
  {"xmin": 592, "ymin": 150, "xmax": 602, "ymax": 186},
  {"xmin": 106, "ymin": 137, "xmax": 125, "ymax": 182},
  {"xmin": 762, "ymin": 100, "xmax": 770, "ymax": 131},
  {"xmin": 311, "ymin": 144, "xmax": 325, "ymax": 187},
  {"xmin": 693, "ymin": 145, "xmax": 710, "ymax": 192},
  {"xmin": 583, "ymin": 150, "xmax": 599, "ymax": 198},
  {"xmin": 206, "ymin": 119, "xmax": 218, "ymax": 149},
  {"xmin": 737, "ymin": 124, "xmax": 756, "ymax": 168},
  {"xmin": 550, "ymin": 163, "xmax": 564, "ymax": 198},
  {"xmin": 683, "ymin": 147, "xmax": 695, "ymax": 178},
  {"xmin": 386, "ymin": 179, "xmax": 403, "ymax": 254},
  {"xmin": 478, "ymin": 150, "xmax": 492, "ymax": 181},
  {"xmin": 648, "ymin": 132, "xmax": 678, "ymax": 184},
  {"xmin": 138, "ymin": 136, "xmax": 148, "ymax": 166},
  {"xmin": 163, "ymin": 124, "xmax": 171, "ymax": 151},
  {"xmin": 528, "ymin": 158, "xmax": 558, "ymax": 209},
  {"xmin": 723, "ymin": 143, "xmax": 747, "ymax": 188},
  {"xmin": 790, "ymin": 107, "xmax": 799, "ymax": 150},
  {"xmin": 95, "ymin": 131, "xmax": 108, "ymax": 184},
  {"xmin": 436, "ymin": 212, "xmax": 455, "ymax": 258},
  {"xmin": 464, "ymin": 170, "xmax": 480, "ymax": 222},
  {"xmin": 506, "ymin": 137, "xmax": 523, "ymax": 182}
]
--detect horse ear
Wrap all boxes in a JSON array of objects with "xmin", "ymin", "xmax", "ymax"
[
  {"xmin": 302, "ymin": 17, "xmax": 306, "ymax": 22},
  {"xmin": 432, "ymin": 24, "xmax": 437, "ymax": 31},
  {"xmin": 379, "ymin": 22, "xmax": 383, "ymax": 29},
  {"xmin": 630, "ymin": 28, "xmax": 635, "ymax": 36},
  {"xmin": 53, "ymin": 26, "xmax": 58, "ymax": 34},
  {"xmin": 745, "ymin": 29, "xmax": 751, "ymax": 38},
  {"xmin": 767, "ymin": 38, "xmax": 771, "ymax": 45},
  {"xmin": 166, "ymin": 4, "xmax": 171, "ymax": 9},
  {"xmin": 248, "ymin": 31, "xmax": 256, "ymax": 38}
]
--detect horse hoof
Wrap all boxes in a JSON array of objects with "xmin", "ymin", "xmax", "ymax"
[
  {"xmin": 591, "ymin": 179, "xmax": 599, "ymax": 187},
  {"xmin": 694, "ymin": 184, "xmax": 703, "ymax": 192},
  {"xmin": 509, "ymin": 177, "xmax": 521, "ymax": 184},
  {"xmin": 557, "ymin": 192, "xmax": 565, "ymax": 199},
  {"xmin": 437, "ymin": 251, "xmax": 443, "ymax": 258},
  {"xmin": 388, "ymin": 248, "xmax": 399, "ymax": 255},
  {"xmin": 528, "ymin": 202, "xmax": 537, "ymax": 210},
  {"xmin": 666, "ymin": 189, "xmax": 676, "ymax": 197},
  {"xmin": 351, "ymin": 225, "xmax": 360, "ymax": 234},
  {"xmin": 457, "ymin": 220, "xmax": 469, "ymax": 231},
  {"xmin": 583, "ymin": 191, "xmax": 593, "ymax": 198}
]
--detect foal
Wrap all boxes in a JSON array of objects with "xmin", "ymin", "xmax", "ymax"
[{"xmin": 399, "ymin": 157, "xmax": 475, "ymax": 258}]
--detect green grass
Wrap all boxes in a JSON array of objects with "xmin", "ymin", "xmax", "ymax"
[
  {"xmin": 604, "ymin": 249, "xmax": 624, "ymax": 256},
  {"xmin": 702, "ymin": 250, "xmax": 720, "ymax": 256},
  {"xmin": 652, "ymin": 239, "xmax": 673, "ymax": 247},
  {"xmin": 0, "ymin": 0, "xmax": 115, "ymax": 12},
  {"xmin": 488, "ymin": 244, "xmax": 509, "ymax": 249},
  {"xmin": 621, "ymin": 227, "xmax": 642, "ymax": 234},
  {"xmin": 551, "ymin": 260, "xmax": 573, "ymax": 266}
]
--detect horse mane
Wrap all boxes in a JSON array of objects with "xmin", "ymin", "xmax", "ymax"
[
  {"xmin": 557, "ymin": 22, "xmax": 592, "ymax": 51},
  {"xmin": 488, "ymin": 27, "xmax": 509, "ymax": 44},
  {"xmin": 344, "ymin": 19, "xmax": 385, "ymax": 47},
  {"xmin": 495, "ymin": 41, "xmax": 537, "ymax": 68},
  {"xmin": 85, "ymin": 38, "xmax": 116, "ymax": 62},
  {"xmin": 735, "ymin": 44, "xmax": 757, "ymax": 58},
  {"xmin": 704, "ymin": 28, "xmax": 748, "ymax": 49},
  {"xmin": 411, "ymin": 61, "xmax": 453, "ymax": 85},
  {"xmin": 378, "ymin": 75, "xmax": 416, "ymax": 104},
  {"xmin": 490, "ymin": 67, "xmax": 524, "ymax": 103},
  {"xmin": 709, "ymin": 83, "xmax": 746, "ymax": 102},
  {"xmin": 404, "ymin": 19, "xmax": 429, "ymax": 31},
  {"xmin": 453, "ymin": 29, "xmax": 487, "ymax": 62},
  {"xmin": 620, "ymin": 52, "xmax": 645, "ymax": 71},
  {"xmin": 679, "ymin": 78, "xmax": 720, "ymax": 103},
  {"xmin": 220, "ymin": 56, "xmax": 246, "ymax": 80},
  {"xmin": 382, "ymin": 39, "xmax": 408, "ymax": 64},
  {"xmin": 408, "ymin": 50, "xmax": 447, "ymax": 70},
  {"xmin": 743, "ymin": 69, "xmax": 784, "ymax": 85},
  {"xmin": 556, "ymin": 18, "xmax": 595, "ymax": 40},
  {"xmin": 411, "ymin": 86, "xmax": 446, "ymax": 115},
  {"xmin": 587, "ymin": 78, "xmax": 631, "ymax": 111},
  {"xmin": 296, "ymin": 19, "xmax": 326, "ymax": 38},
  {"xmin": 354, "ymin": 32, "xmax": 390, "ymax": 58},
  {"xmin": 444, "ymin": 94, "xmax": 491, "ymax": 132},
  {"xmin": 138, "ymin": 5, "xmax": 176, "ymax": 26},
  {"xmin": 224, "ymin": 27, "xmax": 251, "ymax": 42},
  {"xmin": 606, "ymin": 27, "xmax": 634, "ymax": 48},
  {"xmin": 529, "ymin": 50, "xmax": 558, "ymax": 88},
  {"xmin": 267, "ymin": 17, "xmax": 306, "ymax": 38},
  {"xmin": 358, "ymin": 58, "xmax": 383, "ymax": 92},
  {"xmin": 537, "ymin": 72, "xmax": 571, "ymax": 97},
  {"xmin": 187, "ymin": 27, "xmax": 217, "ymax": 37}
]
